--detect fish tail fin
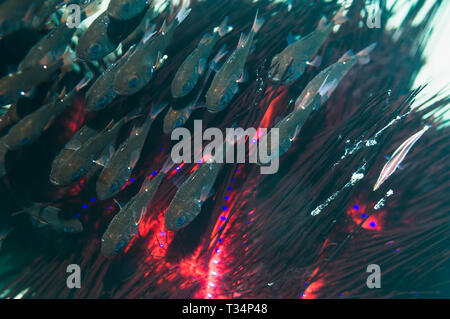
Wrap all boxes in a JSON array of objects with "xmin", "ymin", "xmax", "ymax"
[
  {"xmin": 215, "ymin": 16, "xmax": 233, "ymax": 38},
  {"xmin": 161, "ymin": 157, "xmax": 175, "ymax": 174},
  {"xmin": 356, "ymin": 42, "xmax": 377, "ymax": 65},
  {"xmin": 333, "ymin": 6, "xmax": 349, "ymax": 26},
  {"xmin": 251, "ymin": 10, "xmax": 265, "ymax": 34},
  {"xmin": 150, "ymin": 102, "xmax": 169, "ymax": 120}
]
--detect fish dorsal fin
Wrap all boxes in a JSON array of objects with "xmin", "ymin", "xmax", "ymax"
[
  {"xmin": 237, "ymin": 32, "xmax": 247, "ymax": 48},
  {"xmin": 141, "ymin": 23, "xmax": 157, "ymax": 44},
  {"xmin": 338, "ymin": 50, "xmax": 355, "ymax": 63}
]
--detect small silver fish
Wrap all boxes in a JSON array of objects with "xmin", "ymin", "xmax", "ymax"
[
  {"xmin": 1, "ymin": 74, "xmax": 91, "ymax": 151},
  {"xmin": 49, "ymin": 117, "xmax": 126, "ymax": 186},
  {"xmin": 101, "ymin": 158, "xmax": 173, "ymax": 257},
  {"xmin": 269, "ymin": 7, "xmax": 347, "ymax": 83},
  {"xmin": 50, "ymin": 125, "xmax": 100, "ymax": 182},
  {"xmin": 85, "ymin": 45, "xmax": 136, "ymax": 111},
  {"xmin": 96, "ymin": 103, "xmax": 167, "ymax": 200},
  {"xmin": 295, "ymin": 43, "xmax": 377, "ymax": 110},
  {"xmin": 113, "ymin": 5, "xmax": 191, "ymax": 95},
  {"xmin": 76, "ymin": 11, "xmax": 118, "ymax": 61},
  {"xmin": 373, "ymin": 125, "xmax": 430, "ymax": 191},
  {"xmin": 107, "ymin": 0, "xmax": 149, "ymax": 21},
  {"xmin": 165, "ymin": 157, "xmax": 222, "ymax": 231},
  {"xmin": 257, "ymin": 95, "xmax": 324, "ymax": 165},
  {"xmin": 171, "ymin": 16, "xmax": 231, "ymax": 98},
  {"xmin": 205, "ymin": 11, "xmax": 264, "ymax": 113},
  {"xmin": 165, "ymin": 47, "xmax": 229, "ymax": 134}
]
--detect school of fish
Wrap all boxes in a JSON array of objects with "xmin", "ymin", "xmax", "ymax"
[{"xmin": 0, "ymin": 0, "xmax": 424, "ymax": 257}]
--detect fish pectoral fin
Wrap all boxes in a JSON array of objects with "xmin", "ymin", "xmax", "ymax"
[
  {"xmin": 94, "ymin": 146, "xmax": 114, "ymax": 168},
  {"xmin": 113, "ymin": 198, "xmax": 123, "ymax": 210},
  {"xmin": 43, "ymin": 115, "xmax": 57, "ymax": 131},
  {"xmin": 237, "ymin": 32, "xmax": 247, "ymax": 48},
  {"xmin": 237, "ymin": 69, "xmax": 248, "ymax": 83},
  {"xmin": 199, "ymin": 185, "xmax": 215, "ymax": 203},
  {"xmin": 197, "ymin": 58, "xmax": 207, "ymax": 75},
  {"xmin": 154, "ymin": 51, "xmax": 166, "ymax": 69},
  {"xmin": 129, "ymin": 149, "xmax": 141, "ymax": 169},
  {"xmin": 20, "ymin": 88, "xmax": 35, "ymax": 98}
]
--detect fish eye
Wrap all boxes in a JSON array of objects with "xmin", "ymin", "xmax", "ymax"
[
  {"xmin": 110, "ymin": 182, "xmax": 119, "ymax": 194},
  {"xmin": 115, "ymin": 240, "xmax": 126, "ymax": 252},
  {"xmin": 89, "ymin": 44, "xmax": 101, "ymax": 57},
  {"xmin": 219, "ymin": 95, "xmax": 228, "ymax": 107},
  {"xmin": 63, "ymin": 226, "xmax": 74, "ymax": 233},
  {"xmin": 19, "ymin": 137, "xmax": 31, "ymax": 145},
  {"xmin": 128, "ymin": 77, "xmax": 138, "ymax": 88},
  {"xmin": 175, "ymin": 216, "xmax": 186, "ymax": 227},
  {"xmin": 182, "ymin": 82, "xmax": 192, "ymax": 93},
  {"xmin": 175, "ymin": 117, "xmax": 184, "ymax": 128},
  {"xmin": 71, "ymin": 168, "xmax": 85, "ymax": 181},
  {"xmin": 97, "ymin": 96, "xmax": 107, "ymax": 106}
]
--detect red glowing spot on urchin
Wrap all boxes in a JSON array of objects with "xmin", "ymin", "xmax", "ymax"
[{"xmin": 346, "ymin": 202, "xmax": 386, "ymax": 231}]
